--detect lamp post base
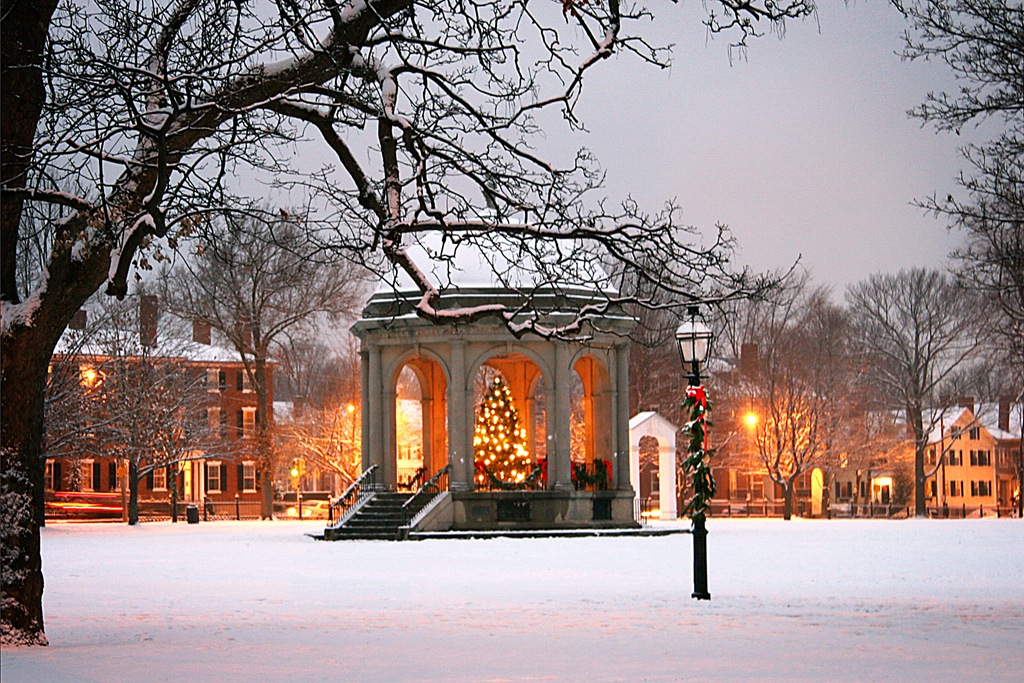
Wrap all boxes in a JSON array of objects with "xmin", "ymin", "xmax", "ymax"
[{"xmin": 692, "ymin": 514, "xmax": 711, "ymax": 601}]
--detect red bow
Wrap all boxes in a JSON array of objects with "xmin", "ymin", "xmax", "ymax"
[{"xmin": 686, "ymin": 384, "xmax": 707, "ymax": 408}]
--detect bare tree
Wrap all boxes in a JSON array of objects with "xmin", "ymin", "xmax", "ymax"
[
  {"xmin": 846, "ymin": 268, "xmax": 988, "ymax": 517},
  {"xmin": 162, "ymin": 211, "xmax": 366, "ymax": 518},
  {"xmin": 902, "ymin": 0, "xmax": 1024, "ymax": 444},
  {"xmin": 278, "ymin": 337, "xmax": 362, "ymax": 493},
  {"xmin": 740, "ymin": 287, "xmax": 856, "ymax": 519},
  {"xmin": 1, "ymin": 0, "xmax": 815, "ymax": 645}
]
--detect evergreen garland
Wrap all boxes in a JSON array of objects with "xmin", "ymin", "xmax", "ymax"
[{"xmin": 681, "ymin": 385, "xmax": 717, "ymax": 520}]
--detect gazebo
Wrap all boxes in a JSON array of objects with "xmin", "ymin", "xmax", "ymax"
[{"xmin": 339, "ymin": 255, "xmax": 640, "ymax": 535}]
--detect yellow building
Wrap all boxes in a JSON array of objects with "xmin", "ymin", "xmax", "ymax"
[{"xmin": 924, "ymin": 406, "xmax": 1018, "ymax": 517}]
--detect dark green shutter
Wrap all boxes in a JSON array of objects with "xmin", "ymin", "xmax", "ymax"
[
  {"xmin": 237, "ymin": 463, "xmax": 244, "ymax": 491},
  {"xmin": 221, "ymin": 464, "xmax": 228, "ymax": 492},
  {"xmin": 54, "ymin": 462, "xmax": 62, "ymax": 491},
  {"xmin": 108, "ymin": 462, "xmax": 117, "ymax": 491},
  {"xmin": 93, "ymin": 462, "xmax": 103, "ymax": 490},
  {"xmin": 146, "ymin": 470, "xmax": 154, "ymax": 489}
]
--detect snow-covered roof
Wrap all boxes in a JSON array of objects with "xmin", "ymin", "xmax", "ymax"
[
  {"xmin": 53, "ymin": 321, "xmax": 245, "ymax": 365},
  {"xmin": 925, "ymin": 403, "xmax": 1022, "ymax": 444},
  {"xmin": 629, "ymin": 411, "xmax": 679, "ymax": 433},
  {"xmin": 375, "ymin": 233, "xmax": 618, "ymax": 296}
]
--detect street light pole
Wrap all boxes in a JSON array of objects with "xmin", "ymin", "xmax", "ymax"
[{"xmin": 676, "ymin": 306, "xmax": 715, "ymax": 601}]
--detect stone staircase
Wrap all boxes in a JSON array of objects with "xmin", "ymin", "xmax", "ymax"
[{"xmin": 324, "ymin": 492, "xmax": 428, "ymax": 541}]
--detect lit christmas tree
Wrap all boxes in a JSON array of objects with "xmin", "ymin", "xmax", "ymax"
[{"xmin": 474, "ymin": 376, "xmax": 532, "ymax": 489}]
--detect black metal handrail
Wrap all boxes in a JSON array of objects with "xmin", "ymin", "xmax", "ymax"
[
  {"xmin": 401, "ymin": 463, "xmax": 450, "ymax": 524},
  {"xmin": 327, "ymin": 464, "xmax": 378, "ymax": 526}
]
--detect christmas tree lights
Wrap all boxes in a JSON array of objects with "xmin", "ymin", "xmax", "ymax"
[{"xmin": 474, "ymin": 376, "xmax": 533, "ymax": 489}]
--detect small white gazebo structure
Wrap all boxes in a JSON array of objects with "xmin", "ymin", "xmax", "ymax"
[{"xmin": 629, "ymin": 411, "xmax": 679, "ymax": 520}]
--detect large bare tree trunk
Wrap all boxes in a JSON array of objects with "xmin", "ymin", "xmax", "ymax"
[
  {"xmin": 128, "ymin": 462, "xmax": 140, "ymax": 526},
  {"xmin": 0, "ymin": 334, "xmax": 51, "ymax": 645}
]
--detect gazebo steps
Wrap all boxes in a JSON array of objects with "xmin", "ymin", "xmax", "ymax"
[{"xmin": 324, "ymin": 492, "xmax": 430, "ymax": 541}]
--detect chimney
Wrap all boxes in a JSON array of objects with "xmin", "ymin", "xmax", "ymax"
[
  {"xmin": 998, "ymin": 400, "xmax": 1011, "ymax": 432},
  {"xmin": 192, "ymin": 320, "xmax": 211, "ymax": 345},
  {"xmin": 69, "ymin": 310, "xmax": 87, "ymax": 330},
  {"xmin": 741, "ymin": 343, "xmax": 759, "ymax": 376},
  {"xmin": 139, "ymin": 295, "xmax": 158, "ymax": 348},
  {"xmin": 958, "ymin": 396, "xmax": 975, "ymax": 415},
  {"xmin": 235, "ymin": 321, "xmax": 252, "ymax": 350}
]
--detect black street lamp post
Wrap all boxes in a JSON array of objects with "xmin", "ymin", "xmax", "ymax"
[{"xmin": 676, "ymin": 306, "xmax": 715, "ymax": 601}]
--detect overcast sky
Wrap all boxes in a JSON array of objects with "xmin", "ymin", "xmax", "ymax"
[{"xmin": 558, "ymin": 0, "xmax": 970, "ymax": 294}]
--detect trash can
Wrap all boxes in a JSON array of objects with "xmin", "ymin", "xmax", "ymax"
[{"xmin": 186, "ymin": 503, "xmax": 200, "ymax": 524}]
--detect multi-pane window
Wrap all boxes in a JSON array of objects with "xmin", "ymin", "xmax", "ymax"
[
  {"xmin": 969, "ymin": 427, "xmax": 980, "ymax": 440},
  {"xmin": 948, "ymin": 451, "xmax": 962, "ymax": 466},
  {"xmin": 45, "ymin": 461, "xmax": 55, "ymax": 491},
  {"xmin": 237, "ymin": 370, "xmax": 252, "ymax": 393},
  {"xmin": 208, "ymin": 368, "xmax": 227, "ymax": 392},
  {"xmin": 207, "ymin": 461, "xmax": 222, "ymax": 493},
  {"xmin": 949, "ymin": 480, "xmax": 962, "ymax": 497},
  {"xmin": 81, "ymin": 459, "xmax": 95, "ymax": 491},
  {"xmin": 929, "ymin": 480, "xmax": 937, "ymax": 498},
  {"xmin": 242, "ymin": 407, "xmax": 256, "ymax": 439},
  {"xmin": 152, "ymin": 467, "xmax": 167, "ymax": 491},
  {"xmin": 242, "ymin": 461, "xmax": 257, "ymax": 492},
  {"xmin": 208, "ymin": 407, "xmax": 221, "ymax": 434},
  {"xmin": 972, "ymin": 480, "xmax": 992, "ymax": 497}
]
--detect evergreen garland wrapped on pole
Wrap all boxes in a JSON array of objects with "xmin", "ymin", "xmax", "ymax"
[{"xmin": 681, "ymin": 384, "xmax": 717, "ymax": 520}]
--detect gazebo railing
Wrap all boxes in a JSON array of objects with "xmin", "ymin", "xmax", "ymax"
[
  {"xmin": 402, "ymin": 464, "xmax": 450, "ymax": 526},
  {"xmin": 327, "ymin": 464, "xmax": 378, "ymax": 527}
]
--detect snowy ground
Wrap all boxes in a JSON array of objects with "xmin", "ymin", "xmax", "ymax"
[{"xmin": 3, "ymin": 519, "xmax": 1022, "ymax": 682}]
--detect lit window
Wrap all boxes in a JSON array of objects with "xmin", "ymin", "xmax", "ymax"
[
  {"xmin": 152, "ymin": 467, "xmax": 167, "ymax": 491},
  {"xmin": 81, "ymin": 459, "xmax": 95, "ymax": 491},
  {"xmin": 79, "ymin": 364, "xmax": 102, "ymax": 388},
  {"xmin": 242, "ymin": 407, "xmax": 256, "ymax": 439},
  {"xmin": 45, "ymin": 461, "xmax": 55, "ymax": 491}
]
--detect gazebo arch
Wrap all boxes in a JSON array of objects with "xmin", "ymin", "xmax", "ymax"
[
  {"xmin": 384, "ymin": 350, "xmax": 449, "ymax": 490},
  {"xmin": 629, "ymin": 411, "xmax": 679, "ymax": 520},
  {"xmin": 351, "ymin": 284, "xmax": 638, "ymax": 530}
]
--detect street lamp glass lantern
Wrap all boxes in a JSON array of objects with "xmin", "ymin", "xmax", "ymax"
[{"xmin": 675, "ymin": 313, "xmax": 713, "ymax": 366}]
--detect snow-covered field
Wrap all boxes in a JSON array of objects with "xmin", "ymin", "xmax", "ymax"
[{"xmin": 3, "ymin": 519, "xmax": 1022, "ymax": 682}]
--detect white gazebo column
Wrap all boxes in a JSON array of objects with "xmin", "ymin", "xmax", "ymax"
[
  {"xmin": 448, "ymin": 339, "xmax": 471, "ymax": 491},
  {"xmin": 383, "ymin": 388, "xmax": 398, "ymax": 489},
  {"xmin": 366, "ymin": 344, "xmax": 385, "ymax": 489},
  {"xmin": 659, "ymin": 437, "xmax": 678, "ymax": 519},
  {"xmin": 552, "ymin": 343, "xmax": 574, "ymax": 490},
  {"xmin": 615, "ymin": 344, "xmax": 632, "ymax": 491}
]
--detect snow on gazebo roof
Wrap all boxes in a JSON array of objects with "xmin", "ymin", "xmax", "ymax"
[{"xmin": 373, "ymin": 233, "xmax": 619, "ymax": 297}]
